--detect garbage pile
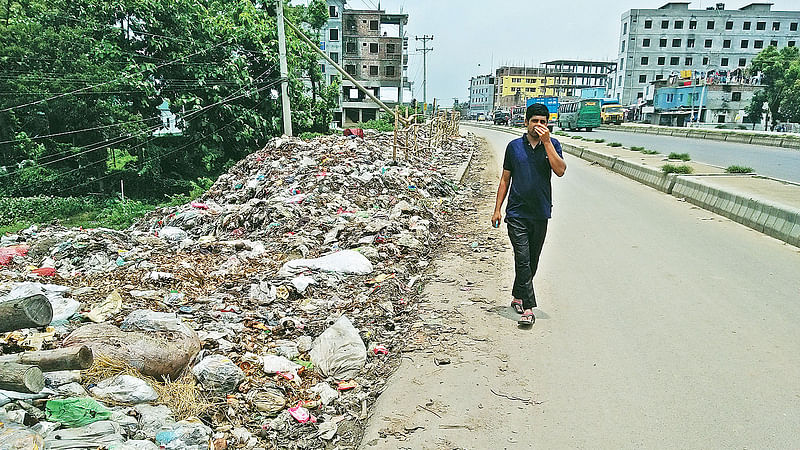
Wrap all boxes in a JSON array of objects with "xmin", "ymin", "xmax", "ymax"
[{"xmin": 0, "ymin": 131, "xmax": 478, "ymax": 449}]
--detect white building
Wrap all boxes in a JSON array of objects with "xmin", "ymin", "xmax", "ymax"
[
  {"xmin": 611, "ymin": 2, "xmax": 800, "ymax": 105},
  {"xmin": 468, "ymin": 74, "xmax": 495, "ymax": 118}
]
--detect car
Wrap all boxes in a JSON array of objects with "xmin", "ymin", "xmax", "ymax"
[
  {"xmin": 476, "ymin": 113, "xmax": 486, "ymax": 121},
  {"xmin": 493, "ymin": 112, "xmax": 510, "ymax": 125}
]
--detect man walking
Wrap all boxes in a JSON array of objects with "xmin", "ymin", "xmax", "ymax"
[{"xmin": 491, "ymin": 103, "xmax": 566, "ymax": 326}]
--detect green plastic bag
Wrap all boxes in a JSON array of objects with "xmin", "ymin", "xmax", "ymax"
[{"xmin": 45, "ymin": 397, "xmax": 111, "ymax": 428}]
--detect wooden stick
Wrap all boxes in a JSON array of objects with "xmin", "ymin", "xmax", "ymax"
[
  {"xmin": 0, "ymin": 346, "xmax": 93, "ymax": 372},
  {"xmin": 0, "ymin": 362, "xmax": 45, "ymax": 393},
  {"xmin": 393, "ymin": 106, "xmax": 398, "ymax": 163},
  {"xmin": 0, "ymin": 294, "xmax": 53, "ymax": 333}
]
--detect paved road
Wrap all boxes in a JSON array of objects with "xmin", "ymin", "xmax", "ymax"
[
  {"xmin": 363, "ymin": 124, "xmax": 800, "ymax": 449},
  {"xmin": 565, "ymin": 127, "xmax": 800, "ymax": 183}
]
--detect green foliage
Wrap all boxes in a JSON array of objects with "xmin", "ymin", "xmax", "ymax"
[
  {"xmin": 661, "ymin": 164, "xmax": 694, "ymax": 174},
  {"xmin": 593, "ymin": 139, "xmax": 605, "ymax": 143},
  {"xmin": 749, "ymin": 46, "xmax": 800, "ymax": 127},
  {"xmin": 607, "ymin": 142, "xmax": 623, "ymax": 147},
  {"xmin": 91, "ymin": 199, "xmax": 158, "ymax": 229},
  {"xmin": 0, "ymin": 196, "xmax": 99, "ymax": 227},
  {"xmin": 630, "ymin": 146, "xmax": 645, "ymax": 151},
  {"xmin": 0, "ymin": 0, "xmax": 337, "ymax": 199},
  {"xmin": 359, "ymin": 118, "xmax": 395, "ymax": 132},
  {"xmin": 668, "ymin": 152, "xmax": 691, "ymax": 161},
  {"xmin": 641, "ymin": 149, "xmax": 660, "ymax": 155},
  {"xmin": 299, "ymin": 132, "xmax": 325, "ymax": 140},
  {"xmin": 725, "ymin": 165, "xmax": 754, "ymax": 173}
]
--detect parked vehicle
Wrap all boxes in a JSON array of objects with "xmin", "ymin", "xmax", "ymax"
[
  {"xmin": 557, "ymin": 99, "xmax": 602, "ymax": 131},
  {"xmin": 510, "ymin": 106, "xmax": 526, "ymax": 127},
  {"xmin": 476, "ymin": 112, "xmax": 486, "ymax": 122},
  {"xmin": 526, "ymin": 97, "xmax": 559, "ymax": 130},
  {"xmin": 493, "ymin": 111, "xmax": 510, "ymax": 125},
  {"xmin": 601, "ymin": 104, "xmax": 624, "ymax": 125}
]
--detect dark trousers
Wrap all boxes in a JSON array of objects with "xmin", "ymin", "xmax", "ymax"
[{"xmin": 507, "ymin": 217, "xmax": 548, "ymax": 310}]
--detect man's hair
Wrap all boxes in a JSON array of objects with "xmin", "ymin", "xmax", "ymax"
[{"xmin": 526, "ymin": 103, "xmax": 550, "ymax": 122}]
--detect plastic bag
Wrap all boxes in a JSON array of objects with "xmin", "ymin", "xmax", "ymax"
[
  {"xmin": 191, "ymin": 355, "xmax": 244, "ymax": 393},
  {"xmin": 309, "ymin": 315, "xmax": 367, "ymax": 381},
  {"xmin": 278, "ymin": 250, "xmax": 373, "ymax": 276},
  {"xmin": 0, "ymin": 422, "xmax": 44, "ymax": 449},
  {"xmin": 44, "ymin": 420, "xmax": 124, "ymax": 449},
  {"xmin": 45, "ymin": 397, "xmax": 111, "ymax": 428},
  {"xmin": 86, "ymin": 290, "xmax": 123, "ymax": 323},
  {"xmin": 89, "ymin": 375, "xmax": 158, "ymax": 404}
]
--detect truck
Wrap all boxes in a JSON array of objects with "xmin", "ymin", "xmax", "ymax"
[
  {"xmin": 493, "ymin": 111, "xmax": 510, "ymax": 125},
  {"xmin": 526, "ymin": 96, "xmax": 559, "ymax": 131},
  {"xmin": 600, "ymin": 102, "xmax": 624, "ymax": 125}
]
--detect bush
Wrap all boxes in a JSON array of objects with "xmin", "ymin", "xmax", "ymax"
[
  {"xmin": 0, "ymin": 196, "xmax": 99, "ymax": 227},
  {"xmin": 608, "ymin": 142, "xmax": 623, "ymax": 147},
  {"xmin": 668, "ymin": 152, "xmax": 691, "ymax": 161},
  {"xmin": 594, "ymin": 139, "xmax": 606, "ymax": 143},
  {"xmin": 359, "ymin": 118, "xmax": 395, "ymax": 132},
  {"xmin": 725, "ymin": 165, "xmax": 754, "ymax": 173},
  {"xmin": 630, "ymin": 146, "xmax": 645, "ymax": 151},
  {"xmin": 641, "ymin": 149, "xmax": 660, "ymax": 155},
  {"xmin": 91, "ymin": 199, "xmax": 158, "ymax": 229},
  {"xmin": 299, "ymin": 132, "xmax": 325, "ymax": 140},
  {"xmin": 662, "ymin": 164, "xmax": 694, "ymax": 174}
]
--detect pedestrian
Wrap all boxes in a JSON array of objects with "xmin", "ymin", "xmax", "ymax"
[{"xmin": 491, "ymin": 103, "xmax": 566, "ymax": 326}]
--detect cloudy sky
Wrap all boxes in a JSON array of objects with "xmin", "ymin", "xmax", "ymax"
[{"xmin": 299, "ymin": 0, "xmax": 800, "ymax": 105}]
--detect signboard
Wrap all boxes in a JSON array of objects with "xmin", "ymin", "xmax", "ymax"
[{"xmin": 319, "ymin": 41, "xmax": 325, "ymax": 50}]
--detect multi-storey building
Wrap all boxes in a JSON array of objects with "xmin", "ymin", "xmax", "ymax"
[
  {"xmin": 468, "ymin": 74, "xmax": 494, "ymax": 118},
  {"xmin": 340, "ymin": 7, "xmax": 409, "ymax": 125},
  {"xmin": 321, "ymin": 0, "xmax": 346, "ymax": 125},
  {"xmin": 542, "ymin": 60, "xmax": 616, "ymax": 98},
  {"xmin": 644, "ymin": 78, "xmax": 759, "ymax": 126},
  {"xmin": 493, "ymin": 66, "xmax": 551, "ymax": 110},
  {"xmin": 612, "ymin": 2, "xmax": 800, "ymax": 105}
]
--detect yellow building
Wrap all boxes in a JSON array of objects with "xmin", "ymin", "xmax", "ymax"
[{"xmin": 494, "ymin": 66, "xmax": 555, "ymax": 110}]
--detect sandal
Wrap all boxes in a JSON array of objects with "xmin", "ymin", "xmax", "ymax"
[
  {"xmin": 517, "ymin": 312, "xmax": 535, "ymax": 326},
  {"xmin": 511, "ymin": 299, "xmax": 523, "ymax": 314}
]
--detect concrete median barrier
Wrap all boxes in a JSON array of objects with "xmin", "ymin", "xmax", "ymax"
[{"xmin": 612, "ymin": 159, "xmax": 676, "ymax": 193}]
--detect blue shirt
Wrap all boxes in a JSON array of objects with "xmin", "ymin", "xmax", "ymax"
[{"xmin": 503, "ymin": 134, "xmax": 563, "ymax": 220}]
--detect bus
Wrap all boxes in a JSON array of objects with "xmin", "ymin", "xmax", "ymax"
[
  {"xmin": 601, "ymin": 103, "xmax": 624, "ymax": 125},
  {"xmin": 526, "ymin": 96, "xmax": 559, "ymax": 126},
  {"xmin": 557, "ymin": 98, "xmax": 602, "ymax": 131}
]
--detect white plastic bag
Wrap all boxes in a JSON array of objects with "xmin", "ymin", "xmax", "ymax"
[
  {"xmin": 90, "ymin": 375, "xmax": 158, "ymax": 404},
  {"xmin": 278, "ymin": 250, "xmax": 373, "ymax": 276},
  {"xmin": 310, "ymin": 315, "xmax": 366, "ymax": 380},
  {"xmin": 191, "ymin": 355, "xmax": 244, "ymax": 393}
]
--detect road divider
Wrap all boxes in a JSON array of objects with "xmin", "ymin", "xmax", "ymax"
[
  {"xmin": 602, "ymin": 124, "xmax": 800, "ymax": 151},
  {"xmin": 463, "ymin": 123, "xmax": 800, "ymax": 248}
]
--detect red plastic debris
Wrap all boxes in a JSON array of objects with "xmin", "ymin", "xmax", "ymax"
[
  {"xmin": 0, "ymin": 245, "xmax": 29, "ymax": 266},
  {"xmin": 191, "ymin": 202, "xmax": 209, "ymax": 210},
  {"xmin": 31, "ymin": 267, "xmax": 56, "ymax": 277},
  {"xmin": 343, "ymin": 128, "xmax": 365, "ymax": 138}
]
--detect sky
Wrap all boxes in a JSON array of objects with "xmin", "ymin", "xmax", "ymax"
[{"xmin": 296, "ymin": 0, "xmax": 800, "ymax": 105}]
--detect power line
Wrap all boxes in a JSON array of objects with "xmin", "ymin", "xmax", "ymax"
[{"xmin": 415, "ymin": 35, "xmax": 434, "ymax": 105}]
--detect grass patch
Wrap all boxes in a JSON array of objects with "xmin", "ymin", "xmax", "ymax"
[
  {"xmin": 594, "ymin": 139, "xmax": 606, "ymax": 143},
  {"xmin": 630, "ymin": 146, "xmax": 645, "ymax": 151},
  {"xmin": 725, "ymin": 165, "xmax": 754, "ymax": 173},
  {"xmin": 299, "ymin": 132, "xmax": 325, "ymax": 140},
  {"xmin": 607, "ymin": 142, "xmax": 623, "ymax": 147},
  {"xmin": 662, "ymin": 164, "xmax": 694, "ymax": 174},
  {"xmin": 668, "ymin": 152, "xmax": 691, "ymax": 161},
  {"xmin": 641, "ymin": 149, "xmax": 660, "ymax": 155},
  {"xmin": 358, "ymin": 118, "xmax": 395, "ymax": 132}
]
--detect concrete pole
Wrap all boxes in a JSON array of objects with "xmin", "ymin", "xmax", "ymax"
[{"xmin": 277, "ymin": 0, "xmax": 292, "ymax": 136}]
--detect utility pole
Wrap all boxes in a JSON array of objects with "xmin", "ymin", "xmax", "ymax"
[
  {"xmin": 415, "ymin": 35, "xmax": 434, "ymax": 108},
  {"xmin": 277, "ymin": 0, "xmax": 293, "ymax": 136}
]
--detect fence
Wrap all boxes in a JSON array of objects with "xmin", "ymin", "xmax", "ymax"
[{"xmin": 391, "ymin": 107, "xmax": 461, "ymax": 163}]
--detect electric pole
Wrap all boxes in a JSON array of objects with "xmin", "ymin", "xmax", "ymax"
[
  {"xmin": 277, "ymin": 0, "xmax": 293, "ymax": 136},
  {"xmin": 415, "ymin": 35, "xmax": 433, "ymax": 108}
]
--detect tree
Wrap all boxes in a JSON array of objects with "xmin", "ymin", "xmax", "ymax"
[
  {"xmin": 749, "ymin": 46, "xmax": 800, "ymax": 130},
  {"xmin": 745, "ymin": 90, "xmax": 766, "ymax": 130}
]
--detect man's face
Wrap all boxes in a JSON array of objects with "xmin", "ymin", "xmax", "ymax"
[{"xmin": 526, "ymin": 115, "xmax": 548, "ymax": 136}]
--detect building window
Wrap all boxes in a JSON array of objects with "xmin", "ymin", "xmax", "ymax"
[
  {"xmin": 703, "ymin": 57, "xmax": 709, "ymax": 65},
  {"xmin": 732, "ymin": 92, "xmax": 742, "ymax": 101},
  {"xmin": 658, "ymin": 56, "xmax": 666, "ymax": 65},
  {"xmin": 637, "ymin": 92, "xmax": 644, "ymax": 100},
  {"xmin": 320, "ymin": 64, "xmax": 325, "ymax": 73},
  {"xmin": 369, "ymin": 42, "xmax": 378, "ymax": 53},
  {"xmin": 685, "ymin": 57, "xmax": 693, "ymax": 65},
  {"xmin": 771, "ymin": 40, "xmax": 778, "ymax": 47},
  {"xmin": 641, "ymin": 56, "xmax": 649, "ymax": 65},
  {"xmin": 689, "ymin": 20, "xmax": 697, "ymax": 29},
  {"xmin": 623, "ymin": 22, "xmax": 628, "ymax": 34},
  {"xmin": 639, "ymin": 74, "xmax": 647, "ymax": 83},
  {"xmin": 753, "ymin": 40, "xmax": 763, "ymax": 49},
  {"xmin": 656, "ymin": 74, "xmax": 664, "ymax": 80},
  {"xmin": 329, "ymin": 75, "xmax": 338, "ymax": 85},
  {"xmin": 344, "ymin": 64, "xmax": 356, "ymax": 75},
  {"xmin": 369, "ymin": 20, "xmax": 378, "ymax": 31},
  {"xmin": 386, "ymin": 43, "xmax": 396, "ymax": 54},
  {"xmin": 670, "ymin": 57, "xmax": 679, "ymax": 65},
  {"xmin": 756, "ymin": 21, "xmax": 766, "ymax": 30},
  {"xmin": 675, "ymin": 20, "xmax": 683, "ymax": 29},
  {"xmin": 743, "ymin": 21, "xmax": 751, "ymax": 30},
  {"xmin": 385, "ymin": 66, "xmax": 395, "ymax": 77},
  {"xmin": 369, "ymin": 65, "xmax": 378, "ymax": 76},
  {"xmin": 643, "ymin": 38, "xmax": 651, "ymax": 47},
  {"xmin": 345, "ymin": 42, "xmax": 356, "ymax": 53},
  {"xmin": 672, "ymin": 38, "xmax": 681, "ymax": 47},
  {"xmin": 644, "ymin": 19, "xmax": 652, "ymax": 29},
  {"xmin": 723, "ymin": 40, "xmax": 731, "ymax": 49},
  {"xmin": 773, "ymin": 22, "xmax": 781, "ymax": 31},
  {"xmin": 330, "ymin": 52, "xmax": 339, "ymax": 63},
  {"xmin": 661, "ymin": 20, "xmax": 669, "ymax": 29},
  {"xmin": 329, "ymin": 28, "xmax": 339, "ymax": 41},
  {"xmin": 707, "ymin": 20, "xmax": 715, "ymax": 30},
  {"xmin": 704, "ymin": 39, "xmax": 712, "ymax": 48},
  {"xmin": 790, "ymin": 41, "xmax": 796, "ymax": 47},
  {"xmin": 346, "ymin": 19, "xmax": 356, "ymax": 31},
  {"xmin": 621, "ymin": 40, "xmax": 626, "ymax": 52},
  {"xmin": 741, "ymin": 39, "xmax": 749, "ymax": 49},
  {"xmin": 792, "ymin": 23, "xmax": 798, "ymax": 31},
  {"xmin": 687, "ymin": 38, "xmax": 695, "ymax": 48},
  {"xmin": 724, "ymin": 21, "xmax": 733, "ymax": 30},
  {"xmin": 721, "ymin": 57, "xmax": 729, "ymax": 67},
  {"xmin": 660, "ymin": 38, "xmax": 667, "ymax": 48},
  {"xmin": 329, "ymin": 5, "xmax": 338, "ymax": 18},
  {"xmin": 739, "ymin": 58, "xmax": 747, "ymax": 67}
]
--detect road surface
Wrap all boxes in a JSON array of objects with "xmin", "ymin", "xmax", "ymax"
[
  {"xmin": 566, "ymin": 127, "xmax": 800, "ymax": 183},
  {"xmin": 362, "ymin": 125, "xmax": 800, "ymax": 449}
]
